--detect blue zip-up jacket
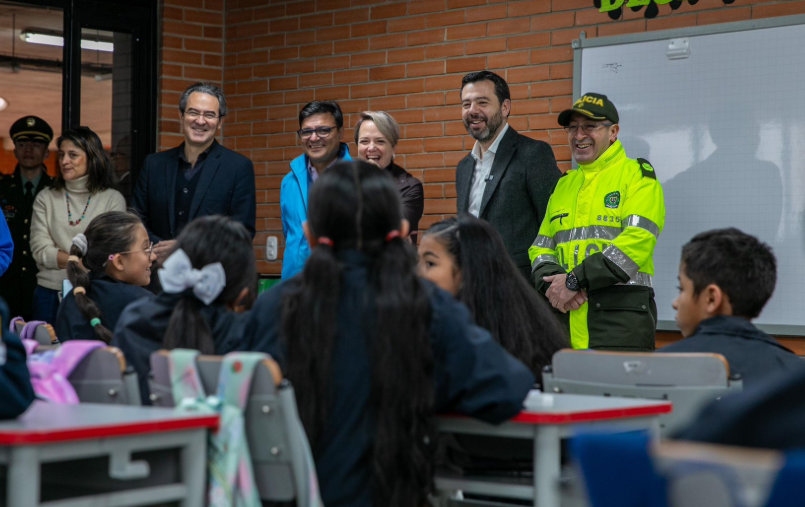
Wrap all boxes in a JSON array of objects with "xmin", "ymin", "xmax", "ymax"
[
  {"xmin": 280, "ymin": 144, "xmax": 352, "ymax": 279},
  {"xmin": 0, "ymin": 217, "xmax": 12, "ymax": 276}
]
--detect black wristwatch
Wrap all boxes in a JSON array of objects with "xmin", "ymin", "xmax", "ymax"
[{"xmin": 565, "ymin": 271, "xmax": 580, "ymax": 292}]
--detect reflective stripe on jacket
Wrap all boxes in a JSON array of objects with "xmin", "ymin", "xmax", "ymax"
[{"xmin": 528, "ymin": 140, "xmax": 665, "ymax": 349}]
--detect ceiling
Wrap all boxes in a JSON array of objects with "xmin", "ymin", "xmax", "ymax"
[{"xmin": 0, "ymin": 2, "xmax": 113, "ymax": 150}]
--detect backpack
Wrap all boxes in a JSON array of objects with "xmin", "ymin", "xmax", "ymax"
[{"xmin": 27, "ymin": 340, "xmax": 106, "ymax": 403}]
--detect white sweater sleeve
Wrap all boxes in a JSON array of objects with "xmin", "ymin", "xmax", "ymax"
[
  {"xmin": 105, "ymin": 189, "xmax": 126, "ymax": 212},
  {"xmin": 30, "ymin": 191, "xmax": 61, "ymax": 270}
]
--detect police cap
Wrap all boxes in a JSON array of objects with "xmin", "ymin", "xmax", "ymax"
[
  {"xmin": 558, "ymin": 93, "xmax": 619, "ymax": 126},
  {"xmin": 9, "ymin": 116, "xmax": 53, "ymax": 144}
]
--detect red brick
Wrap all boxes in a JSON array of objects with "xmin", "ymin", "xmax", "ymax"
[
  {"xmin": 446, "ymin": 56, "xmax": 486, "ymax": 74},
  {"xmin": 163, "ymin": 49, "xmax": 203, "ymax": 65},
  {"xmin": 388, "ymin": 47, "xmax": 426, "ymax": 64},
  {"xmin": 285, "ymin": 30, "xmax": 314, "ymax": 47},
  {"xmin": 238, "ymin": 50, "xmax": 269, "ymax": 65},
  {"xmin": 339, "ymin": 99, "xmax": 370, "ymax": 114},
  {"xmin": 205, "ymin": 54, "xmax": 223, "ymax": 68},
  {"xmin": 351, "ymin": 52, "xmax": 387, "ymax": 68},
  {"xmin": 300, "ymin": 12, "xmax": 334, "ymax": 28},
  {"xmin": 646, "ymin": 12, "xmax": 696, "ymax": 32},
  {"xmin": 336, "ymin": 7, "xmax": 369, "ymax": 25},
  {"xmin": 446, "ymin": 0, "xmax": 485, "ymax": 7},
  {"xmin": 488, "ymin": 18, "xmax": 531, "ymax": 37},
  {"xmin": 465, "ymin": 38, "xmax": 506, "ymax": 55},
  {"xmin": 528, "ymin": 114, "xmax": 560, "ymax": 130},
  {"xmin": 395, "ymin": 138, "xmax": 424, "ymax": 154},
  {"xmin": 185, "ymin": 65, "xmax": 223, "ymax": 81},
  {"xmin": 370, "ymin": 65, "xmax": 406, "ymax": 81},
  {"xmin": 253, "ymin": 63, "xmax": 286, "ymax": 78},
  {"xmin": 204, "ymin": 26, "xmax": 223, "ymax": 39},
  {"xmin": 226, "ymin": 38, "xmax": 253, "ymax": 53},
  {"xmin": 425, "ymin": 75, "xmax": 459, "ymax": 92},
  {"xmin": 405, "ymin": 123, "xmax": 444, "ymax": 138},
  {"xmin": 334, "ymin": 69, "xmax": 368, "ymax": 85},
  {"xmin": 446, "ymin": 23, "xmax": 485, "ymax": 41},
  {"xmin": 389, "ymin": 14, "xmax": 426, "ymax": 32},
  {"xmin": 269, "ymin": 18, "xmax": 299, "ymax": 33},
  {"xmin": 369, "ymin": 34, "xmax": 398, "ymax": 50},
  {"xmin": 423, "ymin": 184, "xmax": 445, "ymax": 199},
  {"xmin": 269, "ymin": 47, "xmax": 299, "ymax": 60},
  {"xmin": 408, "ymin": 0, "xmax": 446, "ymax": 14},
  {"xmin": 531, "ymin": 47, "xmax": 572, "ymax": 65},
  {"xmin": 425, "ymin": 42, "xmax": 464, "ymax": 59},
  {"xmin": 184, "ymin": 9, "xmax": 222, "ymax": 24},
  {"xmin": 391, "ymin": 109, "xmax": 424, "ymax": 124},
  {"xmin": 269, "ymin": 76, "xmax": 298, "ymax": 91},
  {"xmin": 550, "ymin": 96, "xmax": 573, "ymax": 113},
  {"xmin": 532, "ymin": 12, "xmax": 576, "ymax": 32},
  {"xmin": 227, "ymin": 67, "xmax": 253, "ymax": 81},
  {"xmin": 551, "ymin": 0, "xmax": 588, "ymax": 11},
  {"xmin": 300, "ymin": 72, "xmax": 333, "ymax": 88},
  {"xmin": 351, "ymin": 83, "xmax": 386, "ymax": 99},
  {"xmin": 422, "ymin": 168, "xmax": 455, "ymax": 183},
  {"xmin": 163, "ymin": 35, "xmax": 183, "ymax": 49},
  {"xmin": 424, "ymin": 199, "xmax": 456, "ymax": 214},
  {"xmin": 254, "ymin": 93, "xmax": 285, "ymax": 107},
  {"xmin": 407, "ymin": 61, "xmax": 445, "ymax": 78},
  {"xmin": 285, "ymin": 89, "xmax": 316, "ymax": 105},
  {"xmin": 316, "ymin": 0, "xmax": 341, "ymax": 12},
  {"xmin": 753, "ymin": 0, "xmax": 805, "ymax": 18},
  {"xmin": 163, "ymin": 20, "xmax": 203, "ymax": 37},
  {"xmin": 237, "ymin": 108, "xmax": 268, "ymax": 122},
  {"xmin": 488, "ymin": 51, "xmax": 530, "ymax": 69},
  {"xmin": 369, "ymin": 96, "xmax": 406, "ymax": 110},
  {"xmin": 508, "ymin": 32, "xmax": 550, "ymax": 50},
  {"xmin": 370, "ymin": 2, "xmax": 407, "ymax": 20},
  {"xmin": 316, "ymin": 25, "xmax": 351, "ymax": 41},
  {"xmin": 227, "ymin": 8, "xmax": 253, "ymax": 24},
  {"xmin": 699, "ymin": 6, "xmax": 751, "ymax": 25},
  {"xmin": 315, "ymin": 85, "xmax": 351, "ymax": 101},
  {"xmin": 316, "ymin": 55, "xmax": 350, "ymax": 71},
  {"xmin": 425, "ymin": 9, "xmax": 465, "ymax": 27},
  {"xmin": 237, "ymin": 136, "xmax": 268, "ymax": 149},
  {"xmin": 465, "ymin": 5, "xmax": 507, "ymax": 23},
  {"xmin": 407, "ymin": 28, "xmax": 445, "ymax": 46},
  {"xmin": 508, "ymin": 84, "xmax": 529, "ymax": 100},
  {"xmin": 550, "ymin": 63, "xmax": 572, "ymax": 80},
  {"xmin": 163, "ymin": 5, "xmax": 183, "ymax": 20},
  {"xmin": 300, "ymin": 42, "xmax": 333, "ymax": 58},
  {"xmin": 351, "ymin": 21, "xmax": 387, "ymax": 37},
  {"xmin": 286, "ymin": 60, "xmax": 315, "ymax": 75},
  {"xmin": 408, "ymin": 92, "xmax": 445, "ymax": 108},
  {"xmin": 423, "ymin": 106, "xmax": 461, "ymax": 122},
  {"xmin": 444, "ymin": 183, "xmax": 457, "ymax": 198},
  {"xmin": 507, "ymin": 65, "xmax": 549, "ymax": 84},
  {"xmin": 598, "ymin": 20, "xmax": 643, "ymax": 38},
  {"xmin": 508, "ymin": 0, "xmax": 551, "ymax": 17},
  {"xmin": 407, "ymin": 153, "xmax": 445, "ymax": 169},
  {"xmin": 334, "ymin": 38, "xmax": 369, "ymax": 54},
  {"xmin": 388, "ymin": 79, "xmax": 425, "ymax": 95},
  {"xmin": 531, "ymin": 80, "xmax": 572, "ymax": 98}
]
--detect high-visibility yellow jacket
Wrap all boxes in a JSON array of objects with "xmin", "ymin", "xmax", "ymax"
[{"xmin": 529, "ymin": 140, "xmax": 665, "ymax": 350}]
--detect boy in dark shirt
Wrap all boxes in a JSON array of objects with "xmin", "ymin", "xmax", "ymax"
[{"xmin": 658, "ymin": 228, "xmax": 804, "ymax": 386}]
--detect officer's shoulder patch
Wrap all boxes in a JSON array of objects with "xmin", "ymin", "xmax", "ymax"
[{"xmin": 636, "ymin": 158, "xmax": 657, "ymax": 180}]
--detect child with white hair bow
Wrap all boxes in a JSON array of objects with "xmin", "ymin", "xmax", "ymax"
[{"xmin": 112, "ymin": 215, "xmax": 257, "ymax": 404}]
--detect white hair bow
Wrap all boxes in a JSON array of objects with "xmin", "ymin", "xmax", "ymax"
[
  {"xmin": 71, "ymin": 233, "xmax": 88, "ymax": 256},
  {"xmin": 158, "ymin": 249, "xmax": 226, "ymax": 305}
]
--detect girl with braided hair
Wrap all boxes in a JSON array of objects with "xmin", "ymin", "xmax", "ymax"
[
  {"xmin": 242, "ymin": 160, "xmax": 533, "ymax": 507},
  {"xmin": 54, "ymin": 210, "xmax": 154, "ymax": 343}
]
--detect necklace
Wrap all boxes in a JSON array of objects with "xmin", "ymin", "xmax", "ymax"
[{"xmin": 65, "ymin": 192, "xmax": 91, "ymax": 226}]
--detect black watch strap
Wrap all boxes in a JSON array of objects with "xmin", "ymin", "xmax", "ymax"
[{"xmin": 565, "ymin": 271, "xmax": 580, "ymax": 291}]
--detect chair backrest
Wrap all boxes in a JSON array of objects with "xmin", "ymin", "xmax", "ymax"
[
  {"xmin": 68, "ymin": 346, "xmax": 141, "ymax": 405},
  {"xmin": 15, "ymin": 320, "xmax": 58, "ymax": 345},
  {"xmin": 149, "ymin": 351, "xmax": 315, "ymax": 506},
  {"xmin": 543, "ymin": 349, "xmax": 743, "ymax": 436}
]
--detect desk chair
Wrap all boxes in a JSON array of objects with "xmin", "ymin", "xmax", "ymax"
[
  {"xmin": 149, "ymin": 351, "xmax": 317, "ymax": 507},
  {"xmin": 69, "ymin": 347, "xmax": 142, "ymax": 406},
  {"xmin": 543, "ymin": 350, "xmax": 743, "ymax": 436},
  {"xmin": 14, "ymin": 320, "xmax": 58, "ymax": 345},
  {"xmin": 572, "ymin": 434, "xmax": 802, "ymax": 507}
]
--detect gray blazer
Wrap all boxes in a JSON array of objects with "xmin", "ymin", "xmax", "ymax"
[{"xmin": 456, "ymin": 126, "xmax": 561, "ymax": 279}]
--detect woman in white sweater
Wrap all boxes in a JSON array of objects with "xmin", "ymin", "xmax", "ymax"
[{"xmin": 30, "ymin": 127, "xmax": 125, "ymax": 323}]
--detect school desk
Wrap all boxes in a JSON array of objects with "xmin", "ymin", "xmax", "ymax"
[
  {"xmin": 0, "ymin": 401, "xmax": 218, "ymax": 507},
  {"xmin": 436, "ymin": 392, "xmax": 673, "ymax": 507}
]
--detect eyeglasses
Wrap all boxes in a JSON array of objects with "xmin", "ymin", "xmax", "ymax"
[
  {"xmin": 564, "ymin": 123, "xmax": 614, "ymax": 135},
  {"xmin": 119, "ymin": 242, "xmax": 154, "ymax": 257},
  {"xmin": 183, "ymin": 109, "xmax": 220, "ymax": 121},
  {"xmin": 297, "ymin": 126, "xmax": 337, "ymax": 139}
]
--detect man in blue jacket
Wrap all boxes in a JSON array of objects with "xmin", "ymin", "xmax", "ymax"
[{"xmin": 281, "ymin": 101, "xmax": 352, "ymax": 279}]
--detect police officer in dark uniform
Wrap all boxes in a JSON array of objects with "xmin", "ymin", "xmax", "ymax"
[{"xmin": 0, "ymin": 116, "xmax": 54, "ymax": 320}]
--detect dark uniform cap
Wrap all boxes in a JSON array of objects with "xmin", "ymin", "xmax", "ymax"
[
  {"xmin": 9, "ymin": 116, "xmax": 53, "ymax": 144},
  {"xmin": 557, "ymin": 93, "xmax": 619, "ymax": 126}
]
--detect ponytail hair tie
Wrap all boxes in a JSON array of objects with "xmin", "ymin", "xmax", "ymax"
[
  {"xmin": 318, "ymin": 237, "xmax": 334, "ymax": 247},
  {"xmin": 71, "ymin": 233, "xmax": 88, "ymax": 255},
  {"xmin": 67, "ymin": 255, "xmax": 81, "ymax": 264},
  {"xmin": 73, "ymin": 287, "xmax": 86, "ymax": 296},
  {"xmin": 385, "ymin": 230, "xmax": 401, "ymax": 242},
  {"xmin": 90, "ymin": 318, "xmax": 101, "ymax": 327}
]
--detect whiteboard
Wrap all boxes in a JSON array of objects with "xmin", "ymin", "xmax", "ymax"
[{"xmin": 576, "ymin": 16, "xmax": 805, "ymax": 334}]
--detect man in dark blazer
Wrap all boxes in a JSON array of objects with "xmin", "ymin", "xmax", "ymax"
[
  {"xmin": 0, "ymin": 116, "xmax": 54, "ymax": 319},
  {"xmin": 133, "ymin": 82, "xmax": 256, "ymax": 266},
  {"xmin": 456, "ymin": 71, "xmax": 561, "ymax": 279}
]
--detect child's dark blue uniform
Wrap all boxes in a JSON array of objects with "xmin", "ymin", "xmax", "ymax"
[
  {"xmin": 241, "ymin": 251, "xmax": 535, "ymax": 507},
  {"xmin": 54, "ymin": 273, "xmax": 152, "ymax": 342},
  {"xmin": 113, "ymin": 292, "xmax": 248, "ymax": 404},
  {"xmin": 0, "ymin": 297, "xmax": 35, "ymax": 419}
]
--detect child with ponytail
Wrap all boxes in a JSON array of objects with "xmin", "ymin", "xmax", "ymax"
[
  {"xmin": 241, "ymin": 160, "xmax": 534, "ymax": 507},
  {"xmin": 113, "ymin": 215, "xmax": 257, "ymax": 404},
  {"xmin": 54, "ymin": 211, "xmax": 155, "ymax": 343}
]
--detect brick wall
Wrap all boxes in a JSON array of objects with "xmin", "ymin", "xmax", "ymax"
[{"xmin": 159, "ymin": 0, "xmax": 805, "ymax": 276}]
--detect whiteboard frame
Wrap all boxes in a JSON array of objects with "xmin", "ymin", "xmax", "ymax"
[{"xmin": 572, "ymin": 14, "xmax": 805, "ymax": 337}]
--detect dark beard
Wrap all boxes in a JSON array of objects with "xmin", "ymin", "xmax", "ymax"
[{"xmin": 464, "ymin": 109, "xmax": 504, "ymax": 142}]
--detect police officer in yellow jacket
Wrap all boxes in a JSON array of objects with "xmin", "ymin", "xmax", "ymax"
[{"xmin": 529, "ymin": 93, "xmax": 665, "ymax": 350}]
